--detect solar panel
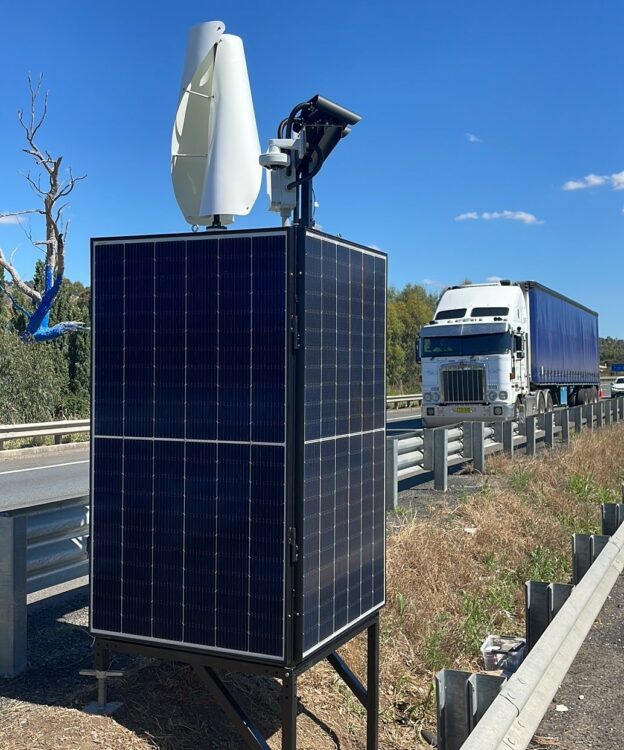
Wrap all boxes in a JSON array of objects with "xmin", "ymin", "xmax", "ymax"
[
  {"xmin": 90, "ymin": 228, "xmax": 385, "ymax": 665},
  {"xmin": 91, "ymin": 232, "xmax": 288, "ymax": 660},
  {"xmin": 300, "ymin": 234, "xmax": 386, "ymax": 656}
]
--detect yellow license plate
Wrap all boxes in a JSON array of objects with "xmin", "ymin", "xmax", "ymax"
[{"xmin": 453, "ymin": 407, "xmax": 472, "ymax": 413}]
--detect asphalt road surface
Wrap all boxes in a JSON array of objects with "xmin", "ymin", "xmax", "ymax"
[{"xmin": 0, "ymin": 444, "xmax": 89, "ymax": 512}]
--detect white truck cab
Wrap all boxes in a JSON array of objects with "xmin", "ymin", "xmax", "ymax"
[{"xmin": 419, "ymin": 282, "xmax": 528, "ymax": 427}]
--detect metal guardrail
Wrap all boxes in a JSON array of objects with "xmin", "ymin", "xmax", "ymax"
[
  {"xmin": 386, "ymin": 397, "xmax": 624, "ymax": 508},
  {"xmin": 0, "ymin": 495, "xmax": 89, "ymax": 676},
  {"xmin": 0, "ymin": 419, "xmax": 90, "ymax": 450},
  {"xmin": 459, "ymin": 494, "xmax": 624, "ymax": 750},
  {"xmin": 386, "ymin": 393, "xmax": 422, "ymax": 408}
]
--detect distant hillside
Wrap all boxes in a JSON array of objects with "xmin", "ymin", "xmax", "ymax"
[{"xmin": 600, "ymin": 337, "xmax": 624, "ymax": 367}]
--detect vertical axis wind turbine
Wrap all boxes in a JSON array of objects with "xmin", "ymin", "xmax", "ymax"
[{"xmin": 171, "ymin": 21, "xmax": 262, "ymax": 228}]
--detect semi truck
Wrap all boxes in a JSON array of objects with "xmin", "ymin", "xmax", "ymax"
[{"xmin": 418, "ymin": 280, "xmax": 600, "ymax": 427}]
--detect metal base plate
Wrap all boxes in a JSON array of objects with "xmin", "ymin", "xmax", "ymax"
[{"xmin": 83, "ymin": 700, "xmax": 123, "ymax": 716}]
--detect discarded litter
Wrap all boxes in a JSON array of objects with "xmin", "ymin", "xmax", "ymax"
[{"xmin": 481, "ymin": 634, "xmax": 526, "ymax": 675}]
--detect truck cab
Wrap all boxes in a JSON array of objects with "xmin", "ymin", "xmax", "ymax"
[{"xmin": 419, "ymin": 282, "xmax": 528, "ymax": 427}]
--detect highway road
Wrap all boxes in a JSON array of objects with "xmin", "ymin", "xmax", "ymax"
[
  {"xmin": 0, "ymin": 445, "xmax": 89, "ymax": 513},
  {"xmin": 0, "ymin": 410, "xmax": 424, "ymax": 513}
]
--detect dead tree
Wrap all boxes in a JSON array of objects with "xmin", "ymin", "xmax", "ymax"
[{"xmin": 0, "ymin": 75, "xmax": 87, "ymax": 342}]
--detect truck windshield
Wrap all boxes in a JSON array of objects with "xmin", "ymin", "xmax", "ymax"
[{"xmin": 422, "ymin": 332, "xmax": 511, "ymax": 357}]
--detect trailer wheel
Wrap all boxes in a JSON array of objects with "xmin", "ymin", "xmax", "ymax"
[
  {"xmin": 537, "ymin": 391, "xmax": 546, "ymax": 414},
  {"xmin": 545, "ymin": 391, "xmax": 554, "ymax": 412}
]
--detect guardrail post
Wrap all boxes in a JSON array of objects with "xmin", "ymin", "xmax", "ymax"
[
  {"xmin": 613, "ymin": 398, "xmax": 620, "ymax": 423},
  {"xmin": 586, "ymin": 403, "xmax": 595, "ymax": 430},
  {"xmin": 385, "ymin": 438, "xmax": 399, "ymax": 511},
  {"xmin": 572, "ymin": 533, "xmax": 610, "ymax": 584},
  {"xmin": 502, "ymin": 421, "xmax": 514, "ymax": 456},
  {"xmin": 525, "ymin": 415, "xmax": 537, "ymax": 456},
  {"xmin": 574, "ymin": 405, "xmax": 583, "ymax": 433},
  {"xmin": 596, "ymin": 400, "xmax": 605, "ymax": 428},
  {"xmin": 544, "ymin": 412, "xmax": 555, "ymax": 448},
  {"xmin": 471, "ymin": 423, "xmax": 485, "ymax": 474},
  {"xmin": 434, "ymin": 428, "xmax": 448, "ymax": 492},
  {"xmin": 423, "ymin": 429, "xmax": 434, "ymax": 472},
  {"xmin": 462, "ymin": 423, "xmax": 473, "ymax": 461},
  {"xmin": 0, "ymin": 514, "xmax": 28, "ymax": 677},
  {"xmin": 605, "ymin": 399, "xmax": 613, "ymax": 426},
  {"xmin": 436, "ymin": 669, "xmax": 470, "ymax": 750},
  {"xmin": 525, "ymin": 581, "xmax": 573, "ymax": 652},
  {"xmin": 602, "ymin": 503, "xmax": 624, "ymax": 536},
  {"xmin": 493, "ymin": 422, "xmax": 504, "ymax": 445},
  {"xmin": 556, "ymin": 407, "xmax": 570, "ymax": 444}
]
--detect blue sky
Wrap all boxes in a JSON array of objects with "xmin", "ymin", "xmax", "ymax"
[{"xmin": 1, "ymin": 1, "xmax": 623, "ymax": 336}]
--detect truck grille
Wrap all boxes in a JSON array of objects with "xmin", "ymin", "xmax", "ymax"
[{"xmin": 442, "ymin": 367, "xmax": 486, "ymax": 404}]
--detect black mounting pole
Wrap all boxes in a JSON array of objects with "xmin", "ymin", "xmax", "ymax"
[
  {"xmin": 367, "ymin": 616, "xmax": 380, "ymax": 750},
  {"xmin": 299, "ymin": 178, "xmax": 314, "ymax": 229}
]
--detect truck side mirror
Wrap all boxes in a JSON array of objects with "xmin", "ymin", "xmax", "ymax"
[{"xmin": 415, "ymin": 338, "xmax": 421, "ymax": 364}]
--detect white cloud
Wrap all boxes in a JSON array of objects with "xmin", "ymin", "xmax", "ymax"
[
  {"xmin": 562, "ymin": 170, "xmax": 624, "ymax": 191},
  {"xmin": 486, "ymin": 275, "xmax": 503, "ymax": 282},
  {"xmin": 421, "ymin": 278, "xmax": 447, "ymax": 289},
  {"xmin": 0, "ymin": 215, "xmax": 23, "ymax": 225},
  {"xmin": 455, "ymin": 210, "xmax": 543, "ymax": 225},
  {"xmin": 465, "ymin": 132, "xmax": 482, "ymax": 143}
]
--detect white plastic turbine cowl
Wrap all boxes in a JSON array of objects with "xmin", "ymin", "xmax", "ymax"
[{"xmin": 171, "ymin": 21, "xmax": 262, "ymax": 226}]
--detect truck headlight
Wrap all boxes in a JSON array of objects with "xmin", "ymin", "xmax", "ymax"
[
  {"xmin": 424, "ymin": 393, "xmax": 432, "ymax": 403},
  {"xmin": 488, "ymin": 390, "xmax": 498, "ymax": 402},
  {"xmin": 431, "ymin": 391, "xmax": 440, "ymax": 403},
  {"xmin": 499, "ymin": 390, "xmax": 508, "ymax": 400}
]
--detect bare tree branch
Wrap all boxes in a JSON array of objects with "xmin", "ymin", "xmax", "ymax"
[{"xmin": 0, "ymin": 247, "xmax": 42, "ymax": 303}]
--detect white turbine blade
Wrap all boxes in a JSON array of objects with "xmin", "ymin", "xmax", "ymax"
[{"xmin": 171, "ymin": 22, "xmax": 262, "ymax": 226}]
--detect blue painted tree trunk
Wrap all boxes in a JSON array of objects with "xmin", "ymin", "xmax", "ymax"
[{"xmin": 1, "ymin": 263, "xmax": 86, "ymax": 342}]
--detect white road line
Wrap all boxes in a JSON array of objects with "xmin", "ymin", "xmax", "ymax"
[{"xmin": 0, "ymin": 460, "xmax": 89, "ymax": 476}]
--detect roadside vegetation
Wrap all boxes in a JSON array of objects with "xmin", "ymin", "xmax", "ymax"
[{"xmin": 1, "ymin": 424, "xmax": 623, "ymax": 749}]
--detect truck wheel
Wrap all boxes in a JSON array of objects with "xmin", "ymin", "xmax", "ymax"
[
  {"xmin": 545, "ymin": 392, "xmax": 554, "ymax": 412},
  {"xmin": 537, "ymin": 391, "xmax": 546, "ymax": 413},
  {"xmin": 513, "ymin": 397, "xmax": 523, "ymax": 422}
]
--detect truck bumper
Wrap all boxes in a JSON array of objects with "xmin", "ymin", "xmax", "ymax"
[{"xmin": 422, "ymin": 403, "xmax": 516, "ymax": 427}]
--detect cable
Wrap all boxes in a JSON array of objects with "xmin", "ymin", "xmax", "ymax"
[
  {"xmin": 287, "ymin": 145, "xmax": 324, "ymax": 190},
  {"xmin": 285, "ymin": 100, "xmax": 311, "ymax": 138}
]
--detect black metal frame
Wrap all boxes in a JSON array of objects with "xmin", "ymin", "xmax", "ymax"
[{"xmin": 94, "ymin": 612, "xmax": 379, "ymax": 750}]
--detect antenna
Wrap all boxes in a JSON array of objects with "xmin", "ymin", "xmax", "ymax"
[
  {"xmin": 260, "ymin": 95, "xmax": 362, "ymax": 227},
  {"xmin": 171, "ymin": 21, "xmax": 262, "ymax": 228}
]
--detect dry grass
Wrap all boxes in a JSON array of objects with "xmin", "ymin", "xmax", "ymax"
[{"xmin": 1, "ymin": 425, "xmax": 623, "ymax": 749}]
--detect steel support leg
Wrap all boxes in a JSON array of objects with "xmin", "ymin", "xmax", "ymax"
[
  {"xmin": 282, "ymin": 669, "xmax": 297, "ymax": 750},
  {"xmin": 193, "ymin": 665, "xmax": 271, "ymax": 750},
  {"xmin": 367, "ymin": 617, "xmax": 380, "ymax": 750}
]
